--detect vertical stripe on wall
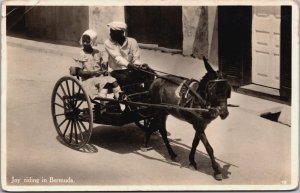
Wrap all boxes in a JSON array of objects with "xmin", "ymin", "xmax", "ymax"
[{"xmin": 192, "ymin": 6, "xmax": 208, "ymax": 59}]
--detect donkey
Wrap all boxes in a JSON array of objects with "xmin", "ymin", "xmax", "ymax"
[{"xmin": 144, "ymin": 56, "xmax": 231, "ymax": 180}]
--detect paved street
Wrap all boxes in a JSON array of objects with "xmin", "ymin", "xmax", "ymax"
[{"xmin": 3, "ymin": 38, "xmax": 296, "ymax": 191}]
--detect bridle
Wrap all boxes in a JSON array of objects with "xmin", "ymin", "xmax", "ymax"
[{"xmin": 205, "ymin": 78, "xmax": 231, "ymax": 107}]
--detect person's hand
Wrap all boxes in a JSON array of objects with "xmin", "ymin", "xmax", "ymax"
[
  {"xmin": 94, "ymin": 70, "xmax": 103, "ymax": 77},
  {"xmin": 141, "ymin": 63, "xmax": 149, "ymax": 70},
  {"xmin": 103, "ymin": 70, "xmax": 109, "ymax": 76},
  {"xmin": 128, "ymin": 63, "xmax": 142, "ymax": 69},
  {"xmin": 127, "ymin": 63, "xmax": 137, "ymax": 69}
]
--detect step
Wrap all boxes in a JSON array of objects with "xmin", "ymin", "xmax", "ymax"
[{"xmin": 237, "ymin": 84, "xmax": 289, "ymax": 105}]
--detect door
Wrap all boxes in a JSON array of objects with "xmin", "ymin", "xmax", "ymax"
[
  {"xmin": 252, "ymin": 6, "xmax": 281, "ymax": 88},
  {"xmin": 125, "ymin": 6, "xmax": 183, "ymax": 50},
  {"xmin": 218, "ymin": 6, "xmax": 252, "ymax": 87},
  {"xmin": 25, "ymin": 6, "xmax": 89, "ymax": 43}
]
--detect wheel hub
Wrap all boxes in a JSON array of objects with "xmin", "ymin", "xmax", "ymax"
[{"xmin": 65, "ymin": 107, "xmax": 80, "ymax": 120}]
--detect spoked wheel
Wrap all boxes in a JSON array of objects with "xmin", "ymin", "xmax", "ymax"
[{"xmin": 51, "ymin": 76, "xmax": 93, "ymax": 149}]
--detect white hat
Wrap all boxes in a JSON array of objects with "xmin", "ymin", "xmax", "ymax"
[
  {"xmin": 107, "ymin": 21, "xmax": 127, "ymax": 31},
  {"xmin": 79, "ymin": 29, "xmax": 98, "ymax": 47}
]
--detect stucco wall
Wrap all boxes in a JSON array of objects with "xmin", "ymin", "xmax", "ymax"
[
  {"xmin": 182, "ymin": 6, "xmax": 218, "ymax": 68},
  {"xmin": 89, "ymin": 6, "xmax": 125, "ymax": 44},
  {"xmin": 208, "ymin": 6, "xmax": 218, "ymax": 67},
  {"xmin": 192, "ymin": 6, "xmax": 208, "ymax": 59},
  {"xmin": 182, "ymin": 6, "xmax": 201, "ymax": 56}
]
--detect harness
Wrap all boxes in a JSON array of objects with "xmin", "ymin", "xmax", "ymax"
[
  {"xmin": 176, "ymin": 79, "xmax": 200, "ymax": 108},
  {"xmin": 158, "ymin": 76, "xmax": 206, "ymax": 108},
  {"xmin": 133, "ymin": 65, "xmax": 231, "ymax": 111}
]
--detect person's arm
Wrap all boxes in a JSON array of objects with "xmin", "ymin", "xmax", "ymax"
[
  {"xmin": 94, "ymin": 50, "xmax": 103, "ymax": 66},
  {"xmin": 77, "ymin": 66, "xmax": 100, "ymax": 78},
  {"xmin": 104, "ymin": 40, "xmax": 129, "ymax": 67},
  {"xmin": 131, "ymin": 38, "xmax": 142, "ymax": 65}
]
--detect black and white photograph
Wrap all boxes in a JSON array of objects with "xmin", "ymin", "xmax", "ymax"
[{"xmin": 1, "ymin": 0, "xmax": 299, "ymax": 191}]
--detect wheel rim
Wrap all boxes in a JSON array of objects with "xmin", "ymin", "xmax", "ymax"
[{"xmin": 51, "ymin": 76, "xmax": 93, "ymax": 149}]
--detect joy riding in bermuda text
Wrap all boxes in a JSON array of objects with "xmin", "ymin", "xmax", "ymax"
[{"xmin": 10, "ymin": 176, "xmax": 75, "ymax": 184}]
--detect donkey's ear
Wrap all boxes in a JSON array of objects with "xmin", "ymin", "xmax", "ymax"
[{"xmin": 203, "ymin": 56, "xmax": 215, "ymax": 73}]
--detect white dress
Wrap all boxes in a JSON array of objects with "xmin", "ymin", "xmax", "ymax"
[{"xmin": 76, "ymin": 48, "xmax": 116, "ymax": 98}]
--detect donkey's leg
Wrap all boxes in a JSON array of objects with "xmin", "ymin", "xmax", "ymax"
[
  {"xmin": 158, "ymin": 114, "xmax": 178, "ymax": 161},
  {"xmin": 141, "ymin": 117, "xmax": 157, "ymax": 151},
  {"xmin": 199, "ymin": 132, "xmax": 222, "ymax": 180},
  {"xmin": 141, "ymin": 126, "xmax": 154, "ymax": 152},
  {"xmin": 189, "ymin": 131, "xmax": 201, "ymax": 170}
]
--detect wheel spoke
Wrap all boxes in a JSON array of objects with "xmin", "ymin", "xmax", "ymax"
[
  {"xmin": 56, "ymin": 92, "xmax": 64, "ymax": 102},
  {"xmin": 75, "ymin": 121, "xmax": 84, "ymax": 141},
  {"xmin": 74, "ymin": 88, "xmax": 82, "ymax": 107},
  {"xmin": 65, "ymin": 80, "xmax": 72, "ymax": 98},
  {"xmin": 60, "ymin": 84, "xmax": 71, "ymax": 104},
  {"xmin": 59, "ymin": 84, "xmax": 68, "ymax": 98},
  {"xmin": 63, "ymin": 120, "xmax": 71, "ymax": 136},
  {"xmin": 78, "ymin": 114, "xmax": 90, "ymax": 122},
  {"xmin": 69, "ymin": 120, "xmax": 74, "ymax": 143},
  {"xmin": 58, "ymin": 118, "xmax": 67, "ymax": 128},
  {"xmin": 55, "ymin": 102, "xmax": 68, "ymax": 110},
  {"xmin": 56, "ymin": 93, "xmax": 71, "ymax": 109},
  {"xmin": 65, "ymin": 80, "xmax": 74, "ymax": 106},
  {"xmin": 76, "ymin": 100, "xmax": 85, "ymax": 109},
  {"xmin": 55, "ymin": 113, "xmax": 65, "ymax": 117},
  {"xmin": 73, "ymin": 120, "xmax": 79, "ymax": 144},
  {"xmin": 78, "ymin": 119, "xmax": 88, "ymax": 132}
]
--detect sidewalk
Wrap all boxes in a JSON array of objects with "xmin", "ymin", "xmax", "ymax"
[{"xmin": 6, "ymin": 36, "xmax": 291, "ymax": 126}]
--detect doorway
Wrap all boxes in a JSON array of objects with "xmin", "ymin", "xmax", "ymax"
[
  {"xmin": 252, "ymin": 6, "xmax": 281, "ymax": 89},
  {"xmin": 125, "ymin": 6, "xmax": 183, "ymax": 50}
]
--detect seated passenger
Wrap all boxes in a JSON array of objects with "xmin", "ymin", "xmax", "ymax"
[
  {"xmin": 104, "ymin": 21, "xmax": 142, "ymax": 85},
  {"xmin": 74, "ymin": 29, "xmax": 122, "ymax": 100}
]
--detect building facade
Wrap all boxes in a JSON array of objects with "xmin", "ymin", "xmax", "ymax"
[{"xmin": 7, "ymin": 6, "xmax": 291, "ymax": 102}]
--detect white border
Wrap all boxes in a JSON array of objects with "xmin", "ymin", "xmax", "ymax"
[
  {"xmin": 1, "ymin": 0, "xmax": 299, "ymax": 6},
  {"xmin": 1, "ymin": 2, "xmax": 8, "ymax": 192},
  {"xmin": 1, "ymin": 0, "xmax": 299, "ymax": 191}
]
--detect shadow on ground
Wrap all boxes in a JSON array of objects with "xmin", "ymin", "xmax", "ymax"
[
  {"xmin": 56, "ymin": 136, "xmax": 99, "ymax": 153},
  {"xmin": 87, "ymin": 123, "xmax": 234, "ymax": 180}
]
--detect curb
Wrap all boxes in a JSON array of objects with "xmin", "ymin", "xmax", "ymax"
[{"xmin": 7, "ymin": 36, "xmax": 80, "ymax": 57}]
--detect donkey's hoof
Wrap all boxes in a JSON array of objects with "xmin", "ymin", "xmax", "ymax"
[
  {"xmin": 214, "ymin": 173, "xmax": 222, "ymax": 181},
  {"xmin": 171, "ymin": 156, "xmax": 179, "ymax": 162},
  {"xmin": 189, "ymin": 163, "xmax": 197, "ymax": 170},
  {"xmin": 140, "ymin": 146, "xmax": 152, "ymax": 152}
]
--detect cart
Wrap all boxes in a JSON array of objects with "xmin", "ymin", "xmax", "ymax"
[{"xmin": 51, "ymin": 68, "xmax": 156, "ymax": 149}]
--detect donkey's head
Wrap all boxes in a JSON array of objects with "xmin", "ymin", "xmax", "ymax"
[{"xmin": 199, "ymin": 56, "xmax": 231, "ymax": 120}]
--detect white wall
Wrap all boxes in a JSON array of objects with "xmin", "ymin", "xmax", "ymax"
[
  {"xmin": 208, "ymin": 6, "xmax": 219, "ymax": 67},
  {"xmin": 89, "ymin": 6, "xmax": 125, "ymax": 44}
]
